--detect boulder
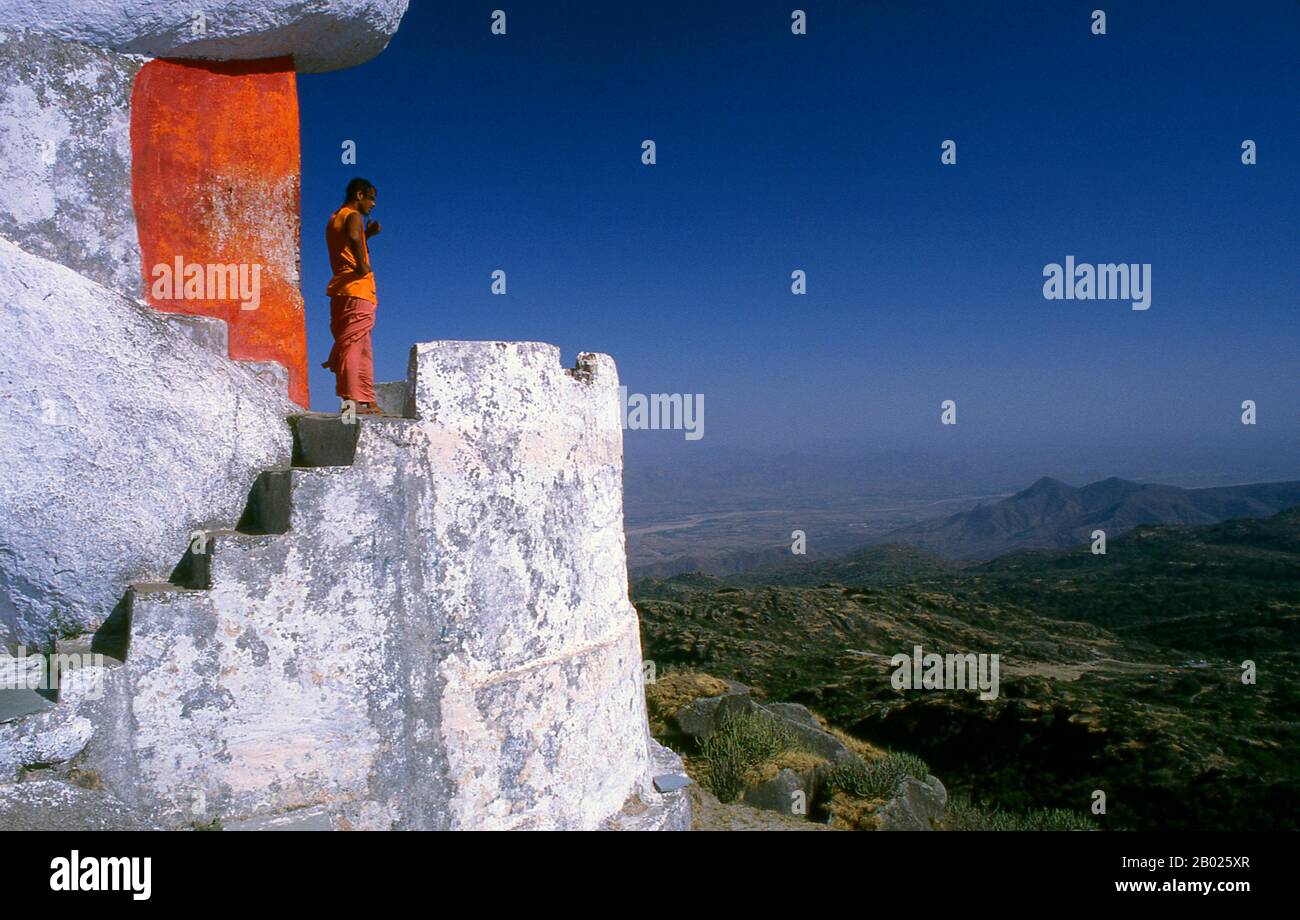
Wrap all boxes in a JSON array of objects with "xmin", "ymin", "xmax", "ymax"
[
  {"xmin": 0, "ymin": 239, "xmax": 295, "ymax": 652},
  {"xmin": 0, "ymin": 29, "xmax": 142, "ymax": 297},
  {"xmin": 876, "ymin": 774, "xmax": 949, "ymax": 831},
  {"xmin": 0, "ymin": 1, "xmax": 409, "ymax": 73},
  {"xmin": 762, "ymin": 703, "xmax": 859, "ymax": 765},
  {"xmin": 741, "ymin": 767, "xmax": 820, "ymax": 817},
  {"xmin": 670, "ymin": 687, "xmax": 761, "ymax": 742}
]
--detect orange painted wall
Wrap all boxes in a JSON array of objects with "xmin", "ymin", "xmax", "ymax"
[{"xmin": 131, "ymin": 57, "xmax": 308, "ymax": 407}]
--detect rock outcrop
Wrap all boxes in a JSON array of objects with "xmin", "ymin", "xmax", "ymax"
[
  {"xmin": 0, "ymin": 1, "xmax": 409, "ymax": 72},
  {"xmin": 0, "ymin": 0, "xmax": 415, "ymax": 650},
  {"xmin": 649, "ymin": 673, "xmax": 945, "ymax": 830},
  {"xmin": 1, "ymin": 342, "xmax": 690, "ymax": 830},
  {"xmin": 0, "ymin": 29, "xmax": 142, "ymax": 297},
  {"xmin": 0, "ymin": 239, "xmax": 295, "ymax": 652}
]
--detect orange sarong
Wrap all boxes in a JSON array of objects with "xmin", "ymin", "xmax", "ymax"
[{"xmin": 321, "ymin": 295, "xmax": 376, "ymax": 402}]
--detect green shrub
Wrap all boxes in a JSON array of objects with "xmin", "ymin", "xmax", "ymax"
[
  {"xmin": 699, "ymin": 710, "xmax": 800, "ymax": 802},
  {"xmin": 943, "ymin": 794, "xmax": 1096, "ymax": 831},
  {"xmin": 825, "ymin": 751, "xmax": 930, "ymax": 799}
]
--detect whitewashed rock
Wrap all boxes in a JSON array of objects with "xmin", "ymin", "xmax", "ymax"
[
  {"xmin": 0, "ymin": 29, "xmax": 142, "ymax": 297},
  {"xmin": 41, "ymin": 342, "xmax": 688, "ymax": 830},
  {"xmin": 0, "ymin": 238, "xmax": 295, "ymax": 652},
  {"xmin": 0, "ymin": 652, "xmax": 43, "ymax": 691},
  {"xmin": 0, "ymin": 1, "xmax": 409, "ymax": 73},
  {"xmin": 0, "ymin": 706, "xmax": 94, "ymax": 783}
]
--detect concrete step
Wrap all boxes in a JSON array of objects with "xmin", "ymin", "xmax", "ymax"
[
  {"xmin": 236, "ymin": 469, "xmax": 293, "ymax": 535},
  {"xmin": 169, "ymin": 499, "xmax": 288, "ymax": 590},
  {"xmin": 289, "ymin": 414, "xmax": 361, "ymax": 467},
  {"xmin": 375, "ymin": 379, "xmax": 410, "ymax": 418},
  {"xmin": 167, "ymin": 529, "xmax": 273, "ymax": 591},
  {"xmin": 53, "ymin": 634, "xmax": 125, "ymax": 670},
  {"xmin": 0, "ymin": 689, "xmax": 55, "ymax": 724},
  {"xmin": 168, "ymin": 542, "xmax": 209, "ymax": 589},
  {"xmin": 198, "ymin": 530, "xmax": 281, "ymax": 589},
  {"xmin": 126, "ymin": 583, "xmax": 217, "ymax": 654}
]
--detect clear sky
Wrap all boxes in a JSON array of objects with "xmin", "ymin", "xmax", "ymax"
[{"xmin": 297, "ymin": 1, "xmax": 1298, "ymax": 482}]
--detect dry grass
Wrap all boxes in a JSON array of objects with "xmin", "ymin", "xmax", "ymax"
[
  {"xmin": 827, "ymin": 791, "xmax": 886, "ymax": 830},
  {"xmin": 743, "ymin": 749, "xmax": 829, "ymax": 786},
  {"xmin": 645, "ymin": 669, "xmax": 732, "ymax": 734},
  {"xmin": 827, "ymin": 726, "xmax": 888, "ymax": 761}
]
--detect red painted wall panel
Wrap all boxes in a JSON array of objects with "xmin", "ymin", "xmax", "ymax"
[{"xmin": 131, "ymin": 57, "xmax": 308, "ymax": 407}]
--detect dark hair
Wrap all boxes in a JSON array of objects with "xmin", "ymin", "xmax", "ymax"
[{"xmin": 344, "ymin": 178, "xmax": 375, "ymax": 202}]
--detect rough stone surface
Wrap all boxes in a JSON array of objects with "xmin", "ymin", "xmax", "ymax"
[
  {"xmin": 688, "ymin": 783, "xmax": 837, "ymax": 832},
  {"xmin": 17, "ymin": 341, "xmax": 680, "ymax": 830},
  {"xmin": 770, "ymin": 711, "xmax": 858, "ymax": 765},
  {"xmin": 0, "ymin": 1, "xmax": 409, "ymax": 73},
  {"xmin": 602, "ymin": 739, "xmax": 692, "ymax": 831},
  {"xmin": 0, "ymin": 780, "xmax": 158, "ymax": 830},
  {"xmin": 375, "ymin": 379, "xmax": 409, "ymax": 417},
  {"xmin": 742, "ymin": 767, "xmax": 819, "ymax": 817},
  {"xmin": 876, "ymin": 774, "xmax": 949, "ymax": 831},
  {"xmin": 0, "ymin": 652, "xmax": 43, "ymax": 692},
  {"xmin": 224, "ymin": 805, "xmax": 335, "ymax": 831},
  {"xmin": 0, "ymin": 239, "xmax": 295, "ymax": 652},
  {"xmin": 0, "ymin": 29, "xmax": 142, "ymax": 297},
  {"xmin": 670, "ymin": 688, "xmax": 761, "ymax": 742},
  {"xmin": 763, "ymin": 702, "xmax": 822, "ymax": 731},
  {"xmin": 0, "ymin": 708, "xmax": 93, "ymax": 783}
]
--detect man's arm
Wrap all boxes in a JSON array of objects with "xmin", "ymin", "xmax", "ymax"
[{"xmin": 345, "ymin": 211, "xmax": 370, "ymax": 276}]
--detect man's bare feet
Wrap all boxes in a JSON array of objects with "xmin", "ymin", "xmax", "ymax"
[{"xmin": 342, "ymin": 400, "xmax": 385, "ymax": 416}]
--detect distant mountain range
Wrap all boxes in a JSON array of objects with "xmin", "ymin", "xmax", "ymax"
[{"xmin": 867, "ymin": 476, "xmax": 1300, "ymax": 561}]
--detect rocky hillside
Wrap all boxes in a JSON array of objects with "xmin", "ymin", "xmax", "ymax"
[{"xmin": 634, "ymin": 508, "xmax": 1300, "ymax": 830}]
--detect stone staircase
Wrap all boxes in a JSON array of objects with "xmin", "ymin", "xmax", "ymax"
[{"xmin": 1, "ymin": 341, "xmax": 691, "ymax": 830}]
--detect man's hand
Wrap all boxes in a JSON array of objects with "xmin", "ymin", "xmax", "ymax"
[{"xmin": 365, "ymin": 220, "xmax": 382, "ymax": 238}]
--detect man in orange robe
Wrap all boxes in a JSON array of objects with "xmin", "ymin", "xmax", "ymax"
[{"xmin": 321, "ymin": 178, "xmax": 383, "ymax": 415}]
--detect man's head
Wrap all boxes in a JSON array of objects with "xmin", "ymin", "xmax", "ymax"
[{"xmin": 345, "ymin": 178, "xmax": 377, "ymax": 215}]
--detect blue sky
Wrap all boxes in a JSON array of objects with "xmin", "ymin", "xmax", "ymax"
[{"xmin": 297, "ymin": 1, "xmax": 1298, "ymax": 480}]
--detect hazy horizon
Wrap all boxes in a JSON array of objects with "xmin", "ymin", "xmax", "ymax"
[{"xmin": 297, "ymin": 1, "xmax": 1298, "ymax": 496}]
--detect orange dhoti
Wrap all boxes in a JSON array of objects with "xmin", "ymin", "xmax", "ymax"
[{"xmin": 321, "ymin": 295, "xmax": 376, "ymax": 403}]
